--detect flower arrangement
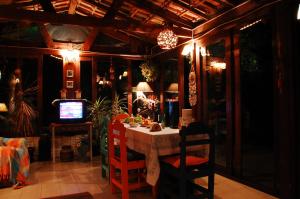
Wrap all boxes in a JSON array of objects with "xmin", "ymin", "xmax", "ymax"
[
  {"xmin": 139, "ymin": 61, "xmax": 158, "ymax": 82},
  {"xmin": 134, "ymin": 94, "xmax": 159, "ymax": 119}
]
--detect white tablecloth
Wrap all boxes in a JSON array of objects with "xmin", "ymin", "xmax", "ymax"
[{"xmin": 125, "ymin": 125, "xmax": 180, "ymax": 185}]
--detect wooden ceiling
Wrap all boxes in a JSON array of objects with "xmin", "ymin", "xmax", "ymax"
[{"xmin": 0, "ymin": 0, "xmax": 247, "ymax": 55}]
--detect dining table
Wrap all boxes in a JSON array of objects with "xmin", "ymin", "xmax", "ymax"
[
  {"xmin": 124, "ymin": 124, "xmax": 208, "ymax": 186},
  {"xmin": 125, "ymin": 124, "xmax": 179, "ymax": 186}
]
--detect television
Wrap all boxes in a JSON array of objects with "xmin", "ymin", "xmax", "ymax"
[{"xmin": 52, "ymin": 99, "xmax": 87, "ymax": 123}]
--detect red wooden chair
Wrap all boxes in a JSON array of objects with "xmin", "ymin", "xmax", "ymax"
[
  {"xmin": 108, "ymin": 119, "xmax": 148, "ymax": 199},
  {"xmin": 112, "ymin": 113, "xmax": 130, "ymax": 122}
]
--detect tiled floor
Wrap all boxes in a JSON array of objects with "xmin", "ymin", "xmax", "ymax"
[{"xmin": 0, "ymin": 158, "xmax": 278, "ymax": 199}]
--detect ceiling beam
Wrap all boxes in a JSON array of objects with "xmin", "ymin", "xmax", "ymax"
[
  {"xmin": 14, "ymin": 0, "xmax": 39, "ymax": 8},
  {"xmin": 82, "ymin": 28, "xmax": 99, "ymax": 50},
  {"xmin": 100, "ymin": 28, "xmax": 130, "ymax": 43},
  {"xmin": 80, "ymin": 0, "xmax": 191, "ymax": 38},
  {"xmin": 0, "ymin": 5, "xmax": 131, "ymax": 28},
  {"xmin": 170, "ymin": 0, "xmax": 210, "ymax": 20},
  {"xmin": 126, "ymin": 0, "xmax": 194, "ymax": 29},
  {"xmin": 0, "ymin": 45, "xmax": 144, "ymax": 60},
  {"xmin": 39, "ymin": 24, "xmax": 54, "ymax": 48},
  {"xmin": 69, "ymin": 0, "xmax": 80, "ymax": 14},
  {"xmin": 102, "ymin": 0, "xmax": 124, "ymax": 21},
  {"xmin": 193, "ymin": 0, "xmax": 280, "ymax": 37},
  {"xmin": 38, "ymin": 0, "xmax": 55, "ymax": 12}
]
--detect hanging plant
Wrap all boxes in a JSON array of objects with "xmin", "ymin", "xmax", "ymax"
[{"xmin": 139, "ymin": 58, "xmax": 158, "ymax": 82}]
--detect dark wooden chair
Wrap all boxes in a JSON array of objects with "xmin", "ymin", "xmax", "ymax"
[
  {"xmin": 108, "ymin": 119, "xmax": 148, "ymax": 199},
  {"xmin": 158, "ymin": 122, "xmax": 215, "ymax": 199}
]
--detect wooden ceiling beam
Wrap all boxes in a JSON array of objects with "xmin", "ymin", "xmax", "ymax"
[
  {"xmin": 0, "ymin": 45, "xmax": 144, "ymax": 60},
  {"xmin": 126, "ymin": 0, "xmax": 194, "ymax": 29},
  {"xmin": 39, "ymin": 24, "xmax": 54, "ymax": 48},
  {"xmin": 0, "ymin": 5, "xmax": 131, "ymax": 28},
  {"xmin": 69, "ymin": 0, "xmax": 81, "ymax": 14},
  {"xmin": 193, "ymin": 0, "xmax": 279, "ymax": 37},
  {"xmin": 171, "ymin": 0, "xmax": 210, "ymax": 20},
  {"xmin": 82, "ymin": 28, "xmax": 99, "ymax": 51},
  {"xmin": 83, "ymin": 0, "xmax": 109, "ymax": 11},
  {"xmin": 102, "ymin": 0, "xmax": 124, "ymax": 21},
  {"xmin": 14, "ymin": 1, "xmax": 39, "ymax": 7},
  {"xmin": 100, "ymin": 28, "xmax": 130, "ymax": 43}
]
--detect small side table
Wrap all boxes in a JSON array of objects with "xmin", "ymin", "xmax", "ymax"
[{"xmin": 50, "ymin": 122, "xmax": 93, "ymax": 163}]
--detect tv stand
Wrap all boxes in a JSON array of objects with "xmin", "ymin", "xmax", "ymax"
[{"xmin": 50, "ymin": 122, "xmax": 93, "ymax": 163}]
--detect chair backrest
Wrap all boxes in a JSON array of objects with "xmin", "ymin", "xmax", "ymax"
[
  {"xmin": 179, "ymin": 122, "xmax": 215, "ymax": 170},
  {"xmin": 108, "ymin": 120, "xmax": 127, "ymax": 164},
  {"xmin": 112, "ymin": 113, "xmax": 129, "ymax": 122}
]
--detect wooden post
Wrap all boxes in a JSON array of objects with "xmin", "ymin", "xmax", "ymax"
[
  {"xmin": 178, "ymin": 46, "xmax": 184, "ymax": 116},
  {"xmin": 37, "ymin": 54, "xmax": 43, "ymax": 129},
  {"xmin": 92, "ymin": 57, "xmax": 98, "ymax": 101},
  {"xmin": 127, "ymin": 60, "xmax": 132, "ymax": 115}
]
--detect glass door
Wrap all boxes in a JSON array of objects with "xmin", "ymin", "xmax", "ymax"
[
  {"xmin": 203, "ymin": 40, "xmax": 228, "ymax": 169},
  {"xmin": 239, "ymin": 21, "xmax": 276, "ymax": 193}
]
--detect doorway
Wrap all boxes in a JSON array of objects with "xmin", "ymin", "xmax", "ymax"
[{"xmin": 239, "ymin": 21, "xmax": 276, "ymax": 193}]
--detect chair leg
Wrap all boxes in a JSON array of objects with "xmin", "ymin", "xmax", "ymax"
[
  {"xmin": 179, "ymin": 178, "xmax": 186, "ymax": 199},
  {"xmin": 110, "ymin": 166, "xmax": 116, "ymax": 194},
  {"xmin": 208, "ymin": 174, "xmax": 214, "ymax": 199},
  {"xmin": 121, "ymin": 169, "xmax": 129, "ymax": 199}
]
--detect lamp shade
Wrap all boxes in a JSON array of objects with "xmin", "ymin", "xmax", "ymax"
[
  {"xmin": 166, "ymin": 83, "xmax": 178, "ymax": 93},
  {"xmin": 0, "ymin": 103, "xmax": 8, "ymax": 112},
  {"xmin": 136, "ymin": 82, "xmax": 153, "ymax": 92}
]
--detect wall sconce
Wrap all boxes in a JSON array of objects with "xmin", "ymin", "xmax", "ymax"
[
  {"xmin": 181, "ymin": 44, "xmax": 194, "ymax": 56},
  {"xmin": 60, "ymin": 49, "xmax": 80, "ymax": 63},
  {"xmin": 210, "ymin": 61, "xmax": 226, "ymax": 70},
  {"xmin": 200, "ymin": 47, "xmax": 210, "ymax": 57}
]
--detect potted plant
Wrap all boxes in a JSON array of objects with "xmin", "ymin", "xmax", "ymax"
[{"xmin": 87, "ymin": 97, "xmax": 111, "ymax": 156}]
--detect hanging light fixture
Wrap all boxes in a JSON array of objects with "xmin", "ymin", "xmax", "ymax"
[{"xmin": 157, "ymin": 24, "xmax": 178, "ymax": 49}]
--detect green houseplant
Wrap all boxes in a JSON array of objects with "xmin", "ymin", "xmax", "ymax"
[
  {"xmin": 87, "ymin": 97, "xmax": 111, "ymax": 155},
  {"xmin": 87, "ymin": 94, "xmax": 127, "ymax": 177}
]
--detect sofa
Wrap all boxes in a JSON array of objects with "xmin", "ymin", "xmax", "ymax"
[{"xmin": 0, "ymin": 137, "xmax": 30, "ymax": 186}]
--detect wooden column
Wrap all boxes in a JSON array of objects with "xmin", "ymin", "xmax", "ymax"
[
  {"xmin": 232, "ymin": 30, "xmax": 241, "ymax": 177},
  {"xmin": 202, "ymin": 45, "xmax": 208, "ymax": 124},
  {"xmin": 37, "ymin": 54, "xmax": 43, "ymax": 129},
  {"xmin": 178, "ymin": 46, "xmax": 184, "ymax": 116},
  {"xmin": 195, "ymin": 42, "xmax": 202, "ymax": 122},
  {"xmin": 159, "ymin": 64, "xmax": 164, "ymax": 115},
  {"xmin": 127, "ymin": 60, "xmax": 132, "ymax": 115},
  {"xmin": 274, "ymin": 2, "xmax": 299, "ymax": 198},
  {"xmin": 62, "ymin": 58, "xmax": 80, "ymax": 99},
  {"xmin": 225, "ymin": 32, "xmax": 233, "ymax": 174},
  {"xmin": 92, "ymin": 56, "xmax": 98, "ymax": 101}
]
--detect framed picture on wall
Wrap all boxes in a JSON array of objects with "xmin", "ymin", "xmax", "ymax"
[
  {"xmin": 66, "ymin": 80, "xmax": 74, "ymax": 88},
  {"xmin": 66, "ymin": 69, "xmax": 74, "ymax": 77}
]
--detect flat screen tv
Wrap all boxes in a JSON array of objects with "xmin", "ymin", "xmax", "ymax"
[{"xmin": 52, "ymin": 99, "xmax": 87, "ymax": 123}]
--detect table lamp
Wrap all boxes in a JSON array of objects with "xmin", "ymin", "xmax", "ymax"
[{"xmin": 0, "ymin": 103, "xmax": 8, "ymax": 112}]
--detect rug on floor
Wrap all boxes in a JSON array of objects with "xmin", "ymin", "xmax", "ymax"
[{"xmin": 41, "ymin": 192, "xmax": 93, "ymax": 199}]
